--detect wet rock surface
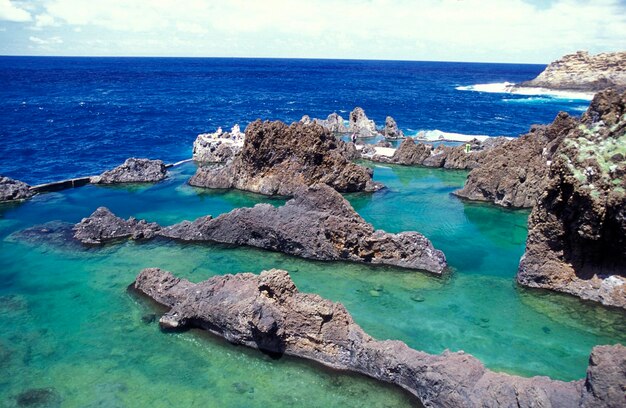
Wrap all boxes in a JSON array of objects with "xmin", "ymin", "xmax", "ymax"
[
  {"xmin": 0, "ymin": 176, "xmax": 34, "ymax": 202},
  {"xmin": 454, "ymin": 112, "xmax": 578, "ymax": 207},
  {"xmin": 73, "ymin": 207, "xmax": 160, "ymax": 245},
  {"xmin": 518, "ymin": 90, "xmax": 626, "ymax": 308},
  {"xmin": 189, "ymin": 120, "xmax": 381, "ymax": 195},
  {"xmin": 90, "ymin": 158, "xmax": 167, "ymax": 184},
  {"xmin": 162, "ymin": 184, "xmax": 446, "ymax": 273},
  {"xmin": 518, "ymin": 51, "xmax": 626, "ymax": 92},
  {"xmin": 132, "ymin": 267, "xmax": 626, "ymax": 408}
]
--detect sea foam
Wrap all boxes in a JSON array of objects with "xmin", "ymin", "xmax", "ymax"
[{"xmin": 456, "ymin": 82, "xmax": 594, "ymax": 101}]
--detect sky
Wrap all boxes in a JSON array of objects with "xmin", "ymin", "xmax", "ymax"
[{"xmin": 0, "ymin": 0, "xmax": 625, "ymax": 63}]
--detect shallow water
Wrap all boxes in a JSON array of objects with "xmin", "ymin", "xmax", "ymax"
[{"xmin": 1, "ymin": 163, "xmax": 624, "ymax": 406}]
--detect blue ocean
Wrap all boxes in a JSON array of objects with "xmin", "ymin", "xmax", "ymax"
[
  {"xmin": 1, "ymin": 57, "xmax": 591, "ymax": 184},
  {"xmin": 2, "ymin": 58, "xmax": 623, "ymax": 407}
]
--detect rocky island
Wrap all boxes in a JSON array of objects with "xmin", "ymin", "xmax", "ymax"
[
  {"xmin": 0, "ymin": 175, "xmax": 34, "ymax": 202},
  {"xmin": 90, "ymin": 158, "xmax": 167, "ymax": 184},
  {"xmin": 133, "ymin": 267, "xmax": 626, "ymax": 408},
  {"xmin": 189, "ymin": 120, "xmax": 381, "ymax": 195},
  {"xmin": 517, "ymin": 51, "xmax": 626, "ymax": 92}
]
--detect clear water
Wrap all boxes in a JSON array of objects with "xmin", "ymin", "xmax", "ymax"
[
  {"xmin": 0, "ymin": 57, "xmax": 592, "ymax": 184},
  {"xmin": 1, "ymin": 163, "xmax": 624, "ymax": 407}
]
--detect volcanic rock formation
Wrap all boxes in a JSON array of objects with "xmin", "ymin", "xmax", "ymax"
[
  {"xmin": 90, "ymin": 158, "xmax": 167, "ymax": 184},
  {"xmin": 383, "ymin": 116, "xmax": 405, "ymax": 140},
  {"xmin": 518, "ymin": 51, "xmax": 626, "ymax": 92},
  {"xmin": 73, "ymin": 207, "xmax": 160, "ymax": 245},
  {"xmin": 193, "ymin": 125, "xmax": 245, "ymax": 163},
  {"xmin": 133, "ymin": 267, "xmax": 625, "ymax": 408},
  {"xmin": 518, "ymin": 89, "xmax": 626, "ymax": 308},
  {"xmin": 454, "ymin": 112, "xmax": 578, "ymax": 208},
  {"xmin": 0, "ymin": 176, "xmax": 34, "ymax": 202},
  {"xmin": 349, "ymin": 107, "xmax": 378, "ymax": 138},
  {"xmin": 189, "ymin": 120, "xmax": 381, "ymax": 195},
  {"xmin": 300, "ymin": 113, "xmax": 349, "ymax": 133}
]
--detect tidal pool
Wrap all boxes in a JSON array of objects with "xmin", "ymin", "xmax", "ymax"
[{"xmin": 1, "ymin": 162, "xmax": 624, "ymax": 407}]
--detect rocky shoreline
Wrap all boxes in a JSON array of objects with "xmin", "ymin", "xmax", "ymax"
[{"xmin": 133, "ymin": 267, "xmax": 626, "ymax": 408}]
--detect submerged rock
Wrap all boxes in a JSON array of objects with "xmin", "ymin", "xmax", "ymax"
[
  {"xmin": 8, "ymin": 221, "xmax": 76, "ymax": 249},
  {"xmin": 162, "ymin": 184, "xmax": 446, "ymax": 273},
  {"xmin": 132, "ymin": 267, "xmax": 624, "ymax": 407},
  {"xmin": 15, "ymin": 387, "xmax": 62, "ymax": 408},
  {"xmin": 349, "ymin": 107, "xmax": 378, "ymax": 138},
  {"xmin": 90, "ymin": 158, "xmax": 167, "ymax": 184},
  {"xmin": 383, "ymin": 116, "xmax": 405, "ymax": 140},
  {"xmin": 454, "ymin": 112, "xmax": 578, "ymax": 208},
  {"xmin": 518, "ymin": 51, "xmax": 626, "ymax": 92},
  {"xmin": 73, "ymin": 207, "xmax": 160, "ymax": 245},
  {"xmin": 0, "ymin": 176, "xmax": 34, "ymax": 202},
  {"xmin": 189, "ymin": 120, "xmax": 381, "ymax": 195},
  {"xmin": 193, "ymin": 125, "xmax": 245, "ymax": 163},
  {"xmin": 518, "ymin": 89, "xmax": 626, "ymax": 308}
]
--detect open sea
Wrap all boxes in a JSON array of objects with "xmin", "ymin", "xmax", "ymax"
[{"xmin": 1, "ymin": 58, "xmax": 623, "ymax": 407}]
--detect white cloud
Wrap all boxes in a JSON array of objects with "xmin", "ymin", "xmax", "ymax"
[
  {"xmin": 4, "ymin": 0, "xmax": 626, "ymax": 61},
  {"xmin": 29, "ymin": 35, "xmax": 63, "ymax": 45},
  {"xmin": 0, "ymin": 0, "xmax": 31, "ymax": 22}
]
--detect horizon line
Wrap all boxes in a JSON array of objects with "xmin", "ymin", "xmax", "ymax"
[{"xmin": 0, "ymin": 54, "xmax": 548, "ymax": 66}]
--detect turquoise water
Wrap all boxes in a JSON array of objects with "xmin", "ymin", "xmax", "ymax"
[{"xmin": 1, "ymin": 163, "xmax": 625, "ymax": 407}]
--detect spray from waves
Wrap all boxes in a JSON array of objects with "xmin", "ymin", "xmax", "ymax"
[
  {"xmin": 456, "ymin": 82, "xmax": 594, "ymax": 101},
  {"xmin": 411, "ymin": 129, "xmax": 500, "ymax": 142}
]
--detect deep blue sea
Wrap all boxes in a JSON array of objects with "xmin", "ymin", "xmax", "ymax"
[{"xmin": 0, "ymin": 57, "xmax": 592, "ymax": 184}]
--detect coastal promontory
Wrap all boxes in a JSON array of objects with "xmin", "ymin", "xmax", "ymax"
[{"xmin": 518, "ymin": 51, "xmax": 626, "ymax": 92}]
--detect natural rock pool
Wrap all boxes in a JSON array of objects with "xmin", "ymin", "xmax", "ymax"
[{"xmin": 1, "ymin": 162, "xmax": 624, "ymax": 407}]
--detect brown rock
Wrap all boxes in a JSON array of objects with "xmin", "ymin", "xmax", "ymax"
[
  {"xmin": 189, "ymin": 120, "xmax": 381, "ymax": 196},
  {"xmin": 73, "ymin": 207, "xmax": 160, "ymax": 245}
]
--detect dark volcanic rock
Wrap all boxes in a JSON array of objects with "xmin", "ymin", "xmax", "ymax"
[
  {"xmin": 90, "ymin": 158, "xmax": 167, "ymax": 184},
  {"xmin": 131, "ymin": 267, "xmax": 622, "ymax": 407},
  {"xmin": 518, "ymin": 90, "xmax": 626, "ymax": 308},
  {"xmin": 454, "ymin": 112, "xmax": 578, "ymax": 208},
  {"xmin": 189, "ymin": 120, "xmax": 381, "ymax": 196},
  {"xmin": 0, "ymin": 176, "xmax": 34, "ymax": 202},
  {"xmin": 349, "ymin": 107, "xmax": 378, "ymax": 138},
  {"xmin": 383, "ymin": 116, "xmax": 405, "ymax": 140},
  {"xmin": 162, "ymin": 184, "xmax": 446, "ymax": 273},
  {"xmin": 73, "ymin": 207, "xmax": 160, "ymax": 245}
]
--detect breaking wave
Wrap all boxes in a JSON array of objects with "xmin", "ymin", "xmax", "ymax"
[{"xmin": 456, "ymin": 82, "xmax": 594, "ymax": 101}]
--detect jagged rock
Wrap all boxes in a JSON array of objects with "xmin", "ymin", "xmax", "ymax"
[
  {"xmin": 518, "ymin": 90, "xmax": 626, "ymax": 308},
  {"xmin": 73, "ymin": 207, "xmax": 160, "ymax": 245},
  {"xmin": 193, "ymin": 125, "xmax": 245, "ymax": 163},
  {"xmin": 454, "ymin": 112, "xmax": 578, "ymax": 208},
  {"xmin": 391, "ymin": 138, "xmax": 434, "ymax": 165},
  {"xmin": 90, "ymin": 158, "xmax": 167, "ymax": 184},
  {"xmin": 383, "ymin": 116, "xmax": 405, "ymax": 140},
  {"xmin": 349, "ymin": 107, "xmax": 378, "ymax": 138},
  {"xmin": 162, "ymin": 184, "xmax": 446, "ymax": 273},
  {"xmin": 132, "ymin": 267, "xmax": 625, "ymax": 407},
  {"xmin": 518, "ymin": 51, "xmax": 626, "ymax": 92},
  {"xmin": 0, "ymin": 176, "xmax": 34, "ymax": 202},
  {"xmin": 301, "ymin": 113, "xmax": 349, "ymax": 133},
  {"xmin": 189, "ymin": 120, "xmax": 382, "ymax": 196}
]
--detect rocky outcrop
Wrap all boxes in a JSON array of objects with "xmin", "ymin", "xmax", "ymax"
[
  {"xmin": 518, "ymin": 90, "xmax": 626, "ymax": 308},
  {"xmin": 300, "ymin": 113, "xmax": 349, "ymax": 133},
  {"xmin": 383, "ymin": 116, "xmax": 405, "ymax": 140},
  {"xmin": 90, "ymin": 158, "xmax": 167, "ymax": 184},
  {"xmin": 518, "ymin": 51, "xmax": 626, "ymax": 92},
  {"xmin": 454, "ymin": 112, "xmax": 578, "ymax": 207},
  {"xmin": 349, "ymin": 107, "xmax": 379, "ymax": 138},
  {"xmin": 133, "ymin": 267, "xmax": 624, "ymax": 407},
  {"xmin": 193, "ymin": 125, "xmax": 245, "ymax": 163},
  {"xmin": 73, "ymin": 207, "xmax": 160, "ymax": 244},
  {"xmin": 162, "ymin": 184, "xmax": 446, "ymax": 273},
  {"xmin": 363, "ymin": 137, "xmax": 507, "ymax": 170},
  {"xmin": 0, "ymin": 176, "xmax": 34, "ymax": 202},
  {"xmin": 189, "ymin": 120, "xmax": 381, "ymax": 196}
]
